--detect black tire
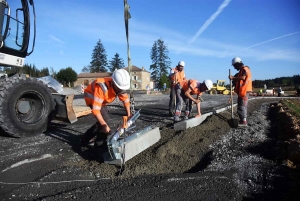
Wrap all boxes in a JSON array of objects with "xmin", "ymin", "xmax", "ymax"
[{"xmin": 0, "ymin": 76, "xmax": 55, "ymax": 137}]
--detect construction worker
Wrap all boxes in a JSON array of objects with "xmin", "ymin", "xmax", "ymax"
[
  {"xmin": 169, "ymin": 61, "xmax": 186, "ymax": 117},
  {"xmin": 229, "ymin": 57, "xmax": 252, "ymax": 127},
  {"xmin": 296, "ymin": 86, "xmax": 300, "ymax": 97},
  {"xmin": 80, "ymin": 69, "xmax": 131, "ymax": 147},
  {"xmin": 277, "ymin": 86, "xmax": 282, "ymax": 97},
  {"xmin": 174, "ymin": 79, "xmax": 213, "ymax": 122}
]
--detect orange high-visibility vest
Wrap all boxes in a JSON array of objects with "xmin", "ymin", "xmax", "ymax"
[
  {"xmin": 235, "ymin": 66, "xmax": 252, "ymax": 97},
  {"xmin": 182, "ymin": 79, "xmax": 201, "ymax": 95},
  {"xmin": 84, "ymin": 77, "xmax": 130, "ymax": 115},
  {"xmin": 170, "ymin": 67, "xmax": 186, "ymax": 87}
]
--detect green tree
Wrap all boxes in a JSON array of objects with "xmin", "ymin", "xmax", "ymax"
[
  {"xmin": 149, "ymin": 38, "xmax": 171, "ymax": 88},
  {"xmin": 159, "ymin": 74, "xmax": 170, "ymax": 89},
  {"xmin": 281, "ymin": 79, "xmax": 288, "ymax": 86},
  {"xmin": 40, "ymin": 67, "xmax": 50, "ymax": 77},
  {"xmin": 81, "ymin": 65, "xmax": 90, "ymax": 73},
  {"xmin": 108, "ymin": 53, "xmax": 125, "ymax": 72},
  {"xmin": 150, "ymin": 41, "xmax": 160, "ymax": 84},
  {"xmin": 90, "ymin": 39, "xmax": 108, "ymax": 72},
  {"xmin": 56, "ymin": 67, "xmax": 78, "ymax": 86}
]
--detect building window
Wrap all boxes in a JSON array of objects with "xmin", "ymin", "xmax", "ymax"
[
  {"xmin": 134, "ymin": 84, "xmax": 138, "ymax": 89},
  {"xmin": 132, "ymin": 75, "xmax": 138, "ymax": 80}
]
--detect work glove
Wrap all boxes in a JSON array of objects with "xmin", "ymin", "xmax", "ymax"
[{"xmin": 100, "ymin": 124, "xmax": 111, "ymax": 134}]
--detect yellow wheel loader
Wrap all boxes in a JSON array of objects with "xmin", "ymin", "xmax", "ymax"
[
  {"xmin": 208, "ymin": 80, "xmax": 232, "ymax": 95},
  {"xmin": 0, "ymin": 0, "xmax": 89, "ymax": 137}
]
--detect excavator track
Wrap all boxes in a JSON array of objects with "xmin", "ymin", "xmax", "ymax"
[{"xmin": 0, "ymin": 75, "xmax": 55, "ymax": 137}]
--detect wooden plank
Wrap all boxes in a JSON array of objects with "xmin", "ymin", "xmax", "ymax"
[{"xmin": 73, "ymin": 106, "xmax": 91, "ymax": 118}]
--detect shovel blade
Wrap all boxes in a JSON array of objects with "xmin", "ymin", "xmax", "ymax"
[{"xmin": 228, "ymin": 118, "xmax": 239, "ymax": 128}]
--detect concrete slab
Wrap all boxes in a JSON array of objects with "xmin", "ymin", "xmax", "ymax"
[
  {"xmin": 174, "ymin": 104, "xmax": 237, "ymax": 131},
  {"xmin": 104, "ymin": 127, "xmax": 161, "ymax": 165}
]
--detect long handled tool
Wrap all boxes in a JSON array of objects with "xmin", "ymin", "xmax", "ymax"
[{"xmin": 229, "ymin": 69, "xmax": 239, "ymax": 128}]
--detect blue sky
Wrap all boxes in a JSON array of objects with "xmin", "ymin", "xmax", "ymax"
[{"xmin": 16, "ymin": 0, "xmax": 300, "ymax": 83}]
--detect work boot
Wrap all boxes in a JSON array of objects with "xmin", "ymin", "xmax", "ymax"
[
  {"xmin": 238, "ymin": 120, "xmax": 248, "ymax": 127},
  {"xmin": 94, "ymin": 139, "xmax": 107, "ymax": 147},
  {"xmin": 169, "ymin": 109, "xmax": 175, "ymax": 117},
  {"xmin": 94, "ymin": 133, "xmax": 107, "ymax": 147},
  {"xmin": 80, "ymin": 135, "xmax": 95, "ymax": 147},
  {"xmin": 174, "ymin": 115, "xmax": 180, "ymax": 122},
  {"xmin": 184, "ymin": 111, "xmax": 190, "ymax": 120}
]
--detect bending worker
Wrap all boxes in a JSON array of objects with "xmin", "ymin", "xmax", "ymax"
[
  {"xmin": 169, "ymin": 61, "xmax": 186, "ymax": 116},
  {"xmin": 80, "ymin": 69, "xmax": 131, "ymax": 147},
  {"xmin": 174, "ymin": 79, "xmax": 213, "ymax": 122},
  {"xmin": 229, "ymin": 57, "xmax": 252, "ymax": 127}
]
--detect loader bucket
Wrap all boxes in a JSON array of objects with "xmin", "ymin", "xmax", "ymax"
[
  {"xmin": 103, "ymin": 126, "xmax": 161, "ymax": 165},
  {"xmin": 52, "ymin": 93, "xmax": 78, "ymax": 123}
]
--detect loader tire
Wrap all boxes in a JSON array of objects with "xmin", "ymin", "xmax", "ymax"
[{"xmin": 0, "ymin": 76, "xmax": 55, "ymax": 137}]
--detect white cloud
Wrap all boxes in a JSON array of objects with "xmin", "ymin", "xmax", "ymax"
[
  {"xmin": 188, "ymin": 0, "xmax": 232, "ymax": 44},
  {"xmin": 233, "ymin": 31, "xmax": 300, "ymax": 55},
  {"xmin": 49, "ymin": 35, "xmax": 64, "ymax": 44}
]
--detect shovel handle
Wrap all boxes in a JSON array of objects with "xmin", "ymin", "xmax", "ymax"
[{"xmin": 229, "ymin": 69, "xmax": 234, "ymax": 118}]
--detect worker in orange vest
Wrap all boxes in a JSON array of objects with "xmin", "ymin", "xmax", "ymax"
[
  {"xmin": 169, "ymin": 61, "xmax": 186, "ymax": 116},
  {"xmin": 80, "ymin": 69, "xmax": 131, "ymax": 147},
  {"xmin": 229, "ymin": 57, "xmax": 252, "ymax": 127},
  {"xmin": 174, "ymin": 79, "xmax": 213, "ymax": 122}
]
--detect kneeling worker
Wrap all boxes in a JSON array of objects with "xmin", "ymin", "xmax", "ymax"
[
  {"xmin": 174, "ymin": 79, "xmax": 213, "ymax": 122},
  {"xmin": 80, "ymin": 69, "xmax": 131, "ymax": 147}
]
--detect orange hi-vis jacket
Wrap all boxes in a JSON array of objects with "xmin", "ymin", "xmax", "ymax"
[
  {"xmin": 170, "ymin": 67, "xmax": 186, "ymax": 87},
  {"xmin": 84, "ymin": 77, "xmax": 130, "ymax": 116},
  {"xmin": 182, "ymin": 79, "xmax": 201, "ymax": 95},
  {"xmin": 235, "ymin": 66, "xmax": 252, "ymax": 98}
]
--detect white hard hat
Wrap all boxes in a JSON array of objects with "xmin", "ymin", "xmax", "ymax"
[
  {"xmin": 232, "ymin": 57, "xmax": 242, "ymax": 65},
  {"xmin": 178, "ymin": 61, "xmax": 185, "ymax": 67},
  {"xmin": 204, "ymin": 79, "xmax": 213, "ymax": 90},
  {"xmin": 112, "ymin": 69, "xmax": 130, "ymax": 90}
]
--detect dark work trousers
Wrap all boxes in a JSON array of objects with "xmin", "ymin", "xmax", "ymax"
[
  {"xmin": 237, "ymin": 93, "xmax": 249, "ymax": 122},
  {"xmin": 82, "ymin": 106, "xmax": 111, "ymax": 143},
  {"xmin": 169, "ymin": 86, "xmax": 176, "ymax": 112},
  {"xmin": 175, "ymin": 86, "xmax": 193, "ymax": 115}
]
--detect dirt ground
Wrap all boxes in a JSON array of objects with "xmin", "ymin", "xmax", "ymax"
[
  {"xmin": 1, "ymin": 94, "xmax": 300, "ymax": 200},
  {"xmin": 68, "ymin": 97, "xmax": 300, "ymax": 193}
]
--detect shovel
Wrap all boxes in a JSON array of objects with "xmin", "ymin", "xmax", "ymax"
[{"xmin": 229, "ymin": 69, "xmax": 239, "ymax": 128}]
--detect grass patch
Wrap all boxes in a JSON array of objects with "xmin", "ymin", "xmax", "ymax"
[{"xmin": 282, "ymin": 100, "xmax": 300, "ymax": 118}]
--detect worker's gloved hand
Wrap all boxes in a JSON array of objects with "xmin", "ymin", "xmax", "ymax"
[
  {"xmin": 228, "ymin": 98, "xmax": 231, "ymax": 103},
  {"xmin": 101, "ymin": 124, "xmax": 111, "ymax": 134}
]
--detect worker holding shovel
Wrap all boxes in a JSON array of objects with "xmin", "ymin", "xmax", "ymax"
[
  {"xmin": 169, "ymin": 61, "xmax": 186, "ymax": 117},
  {"xmin": 229, "ymin": 57, "xmax": 252, "ymax": 127},
  {"xmin": 174, "ymin": 79, "xmax": 213, "ymax": 122}
]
